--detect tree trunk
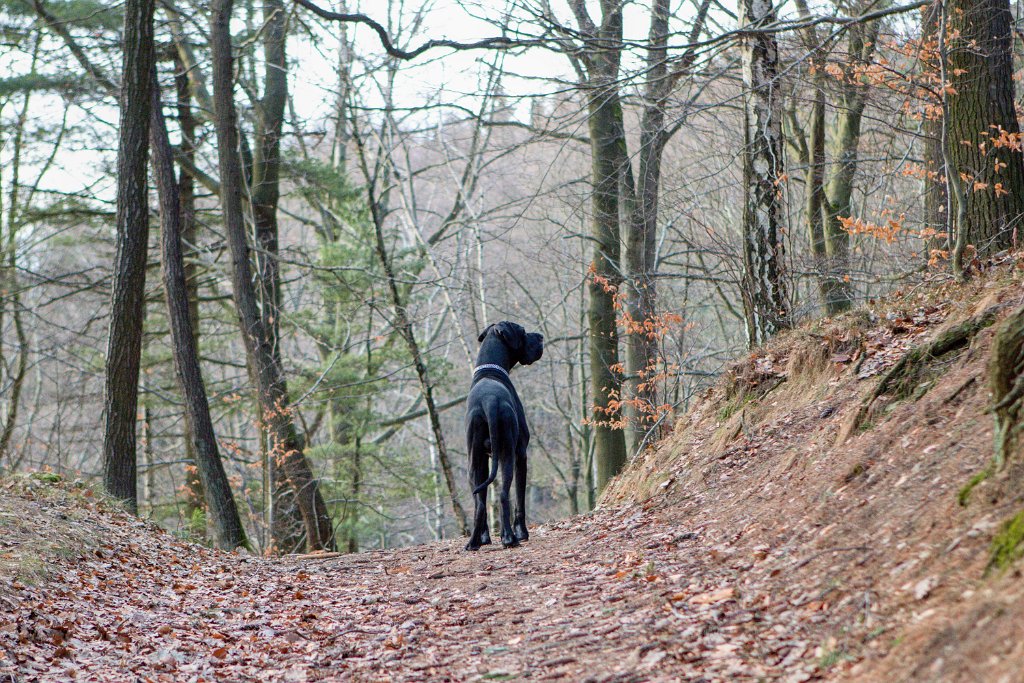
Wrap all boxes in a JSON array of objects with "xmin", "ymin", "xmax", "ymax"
[
  {"xmin": 150, "ymin": 71, "xmax": 249, "ymax": 551},
  {"xmin": 922, "ymin": 0, "xmax": 948, "ymax": 252},
  {"xmin": 252, "ymin": 0, "xmax": 286, "ymax": 358},
  {"xmin": 821, "ymin": 20, "xmax": 880, "ymax": 314},
  {"xmin": 210, "ymin": 0, "xmax": 335, "ymax": 552},
  {"xmin": 587, "ymin": 83, "xmax": 629, "ymax": 490},
  {"xmin": 0, "ymin": 43, "xmax": 35, "ymax": 463},
  {"xmin": 806, "ymin": 81, "xmax": 828, "ymax": 304},
  {"xmin": 567, "ymin": 0, "xmax": 630, "ymax": 493},
  {"xmin": 739, "ymin": 0, "xmax": 790, "ymax": 346},
  {"xmin": 102, "ymin": 0, "xmax": 155, "ymax": 512},
  {"xmin": 819, "ymin": 19, "xmax": 876, "ymax": 313},
  {"xmin": 624, "ymin": 0, "xmax": 669, "ymax": 451},
  {"xmin": 793, "ymin": 0, "xmax": 831, "ymax": 311},
  {"xmin": 174, "ymin": 54, "xmax": 206, "ymax": 534},
  {"xmin": 947, "ymin": 0, "xmax": 1024, "ymax": 255},
  {"xmin": 249, "ymin": 0, "xmax": 306, "ymax": 552}
]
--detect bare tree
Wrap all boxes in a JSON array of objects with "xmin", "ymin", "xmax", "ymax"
[
  {"xmin": 149, "ymin": 70, "xmax": 248, "ymax": 551},
  {"xmin": 210, "ymin": 0, "xmax": 335, "ymax": 551}
]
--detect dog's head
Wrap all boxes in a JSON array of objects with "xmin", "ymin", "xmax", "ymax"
[{"xmin": 478, "ymin": 321, "xmax": 544, "ymax": 366}]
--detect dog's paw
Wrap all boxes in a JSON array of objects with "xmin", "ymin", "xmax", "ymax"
[
  {"xmin": 464, "ymin": 540, "xmax": 482, "ymax": 551},
  {"xmin": 514, "ymin": 526, "xmax": 529, "ymax": 542},
  {"xmin": 480, "ymin": 530, "xmax": 492, "ymax": 545},
  {"xmin": 501, "ymin": 536, "xmax": 520, "ymax": 549}
]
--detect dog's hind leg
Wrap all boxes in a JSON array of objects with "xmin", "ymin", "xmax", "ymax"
[
  {"xmin": 488, "ymin": 409, "xmax": 519, "ymax": 549},
  {"xmin": 513, "ymin": 447, "xmax": 528, "ymax": 542},
  {"xmin": 498, "ymin": 452, "xmax": 517, "ymax": 548},
  {"xmin": 465, "ymin": 420, "xmax": 491, "ymax": 551}
]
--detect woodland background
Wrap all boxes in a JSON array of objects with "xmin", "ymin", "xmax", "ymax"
[{"xmin": 0, "ymin": 0, "xmax": 1018, "ymax": 553}]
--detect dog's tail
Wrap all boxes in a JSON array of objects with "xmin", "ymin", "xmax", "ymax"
[{"xmin": 472, "ymin": 453, "xmax": 500, "ymax": 495}]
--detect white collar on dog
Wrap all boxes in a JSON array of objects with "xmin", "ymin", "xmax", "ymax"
[{"xmin": 473, "ymin": 363, "xmax": 510, "ymax": 378}]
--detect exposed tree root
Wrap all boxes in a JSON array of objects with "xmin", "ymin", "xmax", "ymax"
[
  {"xmin": 841, "ymin": 306, "xmax": 1001, "ymax": 443},
  {"xmin": 989, "ymin": 304, "xmax": 1024, "ymax": 467},
  {"xmin": 984, "ymin": 305, "xmax": 1024, "ymax": 570}
]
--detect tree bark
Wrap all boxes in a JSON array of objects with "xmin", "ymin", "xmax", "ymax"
[
  {"xmin": 821, "ymin": 19, "xmax": 880, "ymax": 314},
  {"xmin": 947, "ymin": 0, "xmax": 1024, "ymax": 255},
  {"xmin": 570, "ymin": 0, "xmax": 630, "ymax": 492},
  {"xmin": 922, "ymin": 0, "xmax": 948, "ymax": 252},
  {"xmin": 624, "ymin": 0, "xmax": 710, "ymax": 448},
  {"xmin": 990, "ymin": 306, "xmax": 1024, "ymax": 468},
  {"xmin": 210, "ymin": 0, "xmax": 335, "ymax": 552},
  {"xmin": 793, "ymin": 0, "xmax": 828, "ymax": 310},
  {"xmin": 624, "ymin": 0, "xmax": 669, "ymax": 451},
  {"xmin": 249, "ymin": 0, "xmax": 306, "ymax": 552},
  {"xmin": 150, "ymin": 71, "xmax": 249, "ymax": 551},
  {"xmin": 807, "ymin": 83, "xmax": 828, "ymax": 299},
  {"xmin": 252, "ymin": 0, "xmax": 286, "ymax": 357},
  {"xmin": 102, "ymin": 0, "xmax": 155, "ymax": 512},
  {"xmin": 739, "ymin": 0, "xmax": 790, "ymax": 346},
  {"xmin": 0, "ymin": 41, "xmax": 36, "ymax": 463},
  {"xmin": 174, "ymin": 54, "xmax": 207, "ymax": 535}
]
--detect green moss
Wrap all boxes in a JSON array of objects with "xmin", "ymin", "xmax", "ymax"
[
  {"xmin": 957, "ymin": 466, "xmax": 992, "ymax": 506},
  {"xmin": 717, "ymin": 399, "xmax": 740, "ymax": 421},
  {"xmin": 718, "ymin": 393, "xmax": 756, "ymax": 422},
  {"xmin": 843, "ymin": 462, "xmax": 867, "ymax": 483},
  {"xmin": 186, "ymin": 508, "xmax": 207, "ymax": 542},
  {"xmin": 818, "ymin": 646, "xmax": 852, "ymax": 670},
  {"xmin": 848, "ymin": 308, "xmax": 999, "ymax": 436},
  {"xmin": 987, "ymin": 509, "xmax": 1024, "ymax": 573}
]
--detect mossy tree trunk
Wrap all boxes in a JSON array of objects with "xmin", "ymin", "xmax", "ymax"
[
  {"xmin": 821, "ymin": 16, "xmax": 880, "ymax": 315},
  {"xmin": 792, "ymin": 0, "xmax": 828, "ymax": 311},
  {"xmin": 568, "ymin": 0, "xmax": 630, "ymax": 491},
  {"xmin": 986, "ymin": 305, "xmax": 1024, "ymax": 571}
]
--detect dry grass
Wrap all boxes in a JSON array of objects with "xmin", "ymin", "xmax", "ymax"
[
  {"xmin": 0, "ymin": 474, "xmax": 120, "ymax": 590},
  {"xmin": 603, "ymin": 261, "xmax": 1024, "ymax": 681}
]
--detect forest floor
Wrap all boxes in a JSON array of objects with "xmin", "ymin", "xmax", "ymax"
[
  {"xmin": 0, "ymin": 478, "xmax": 822, "ymax": 682},
  {"xmin": 7, "ymin": 264, "xmax": 1024, "ymax": 682}
]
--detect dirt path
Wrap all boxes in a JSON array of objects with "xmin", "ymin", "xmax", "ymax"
[{"xmin": 2, "ymin": 496, "xmax": 826, "ymax": 683}]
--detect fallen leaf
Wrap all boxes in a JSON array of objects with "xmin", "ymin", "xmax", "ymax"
[{"xmin": 689, "ymin": 587, "xmax": 735, "ymax": 605}]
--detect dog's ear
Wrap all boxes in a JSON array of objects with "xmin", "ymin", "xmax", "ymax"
[
  {"xmin": 495, "ymin": 321, "xmax": 525, "ymax": 351},
  {"xmin": 477, "ymin": 324, "xmax": 496, "ymax": 343}
]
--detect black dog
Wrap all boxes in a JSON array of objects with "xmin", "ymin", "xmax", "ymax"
[{"xmin": 465, "ymin": 321, "xmax": 543, "ymax": 550}]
